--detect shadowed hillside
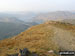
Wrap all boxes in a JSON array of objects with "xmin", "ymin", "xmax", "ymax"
[{"xmin": 0, "ymin": 17, "xmax": 38, "ymax": 40}]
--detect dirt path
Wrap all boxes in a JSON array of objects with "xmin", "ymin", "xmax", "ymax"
[{"xmin": 52, "ymin": 26, "xmax": 75, "ymax": 51}]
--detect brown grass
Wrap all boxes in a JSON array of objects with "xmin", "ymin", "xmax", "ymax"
[{"xmin": 1, "ymin": 21, "xmax": 75, "ymax": 56}]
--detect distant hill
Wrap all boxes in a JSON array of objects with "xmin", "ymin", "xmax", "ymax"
[
  {"xmin": 32, "ymin": 11, "xmax": 75, "ymax": 23},
  {"xmin": 0, "ymin": 17, "xmax": 24, "ymax": 23},
  {"xmin": 16, "ymin": 12, "xmax": 37, "ymax": 22},
  {"xmin": 0, "ymin": 21, "xmax": 75, "ymax": 56},
  {"xmin": 0, "ymin": 17, "xmax": 38, "ymax": 40},
  {"xmin": 0, "ymin": 12, "xmax": 37, "ymax": 22},
  {"xmin": 61, "ymin": 19, "xmax": 75, "ymax": 24}
]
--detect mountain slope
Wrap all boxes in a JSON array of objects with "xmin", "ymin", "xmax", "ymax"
[
  {"xmin": 0, "ymin": 17, "xmax": 31, "ymax": 40},
  {"xmin": 0, "ymin": 21, "xmax": 75, "ymax": 56},
  {"xmin": 0, "ymin": 22, "xmax": 30, "ymax": 40}
]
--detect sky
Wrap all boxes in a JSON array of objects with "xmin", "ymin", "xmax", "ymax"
[{"xmin": 0, "ymin": 0, "xmax": 75, "ymax": 12}]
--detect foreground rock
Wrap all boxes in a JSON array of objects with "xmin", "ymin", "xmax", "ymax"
[{"xmin": 7, "ymin": 48, "xmax": 39, "ymax": 56}]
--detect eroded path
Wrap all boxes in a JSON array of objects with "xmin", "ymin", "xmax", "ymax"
[{"xmin": 51, "ymin": 26, "xmax": 75, "ymax": 51}]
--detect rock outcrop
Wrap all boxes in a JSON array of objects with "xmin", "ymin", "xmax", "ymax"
[{"xmin": 7, "ymin": 48, "xmax": 39, "ymax": 56}]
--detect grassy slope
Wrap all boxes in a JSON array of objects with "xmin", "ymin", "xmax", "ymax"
[{"xmin": 0, "ymin": 21, "xmax": 75, "ymax": 56}]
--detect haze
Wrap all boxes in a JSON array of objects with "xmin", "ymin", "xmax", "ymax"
[{"xmin": 0, "ymin": 0, "xmax": 75, "ymax": 12}]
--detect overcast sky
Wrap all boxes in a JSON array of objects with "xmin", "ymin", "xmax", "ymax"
[{"xmin": 0, "ymin": 0, "xmax": 75, "ymax": 12}]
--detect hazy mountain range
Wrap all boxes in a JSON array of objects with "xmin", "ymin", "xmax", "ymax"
[
  {"xmin": 0, "ymin": 11, "xmax": 75, "ymax": 40},
  {"xmin": 0, "ymin": 12, "xmax": 37, "ymax": 22},
  {"xmin": 32, "ymin": 11, "xmax": 75, "ymax": 24}
]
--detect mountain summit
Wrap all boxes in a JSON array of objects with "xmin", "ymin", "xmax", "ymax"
[{"xmin": 0, "ymin": 21, "xmax": 75, "ymax": 56}]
